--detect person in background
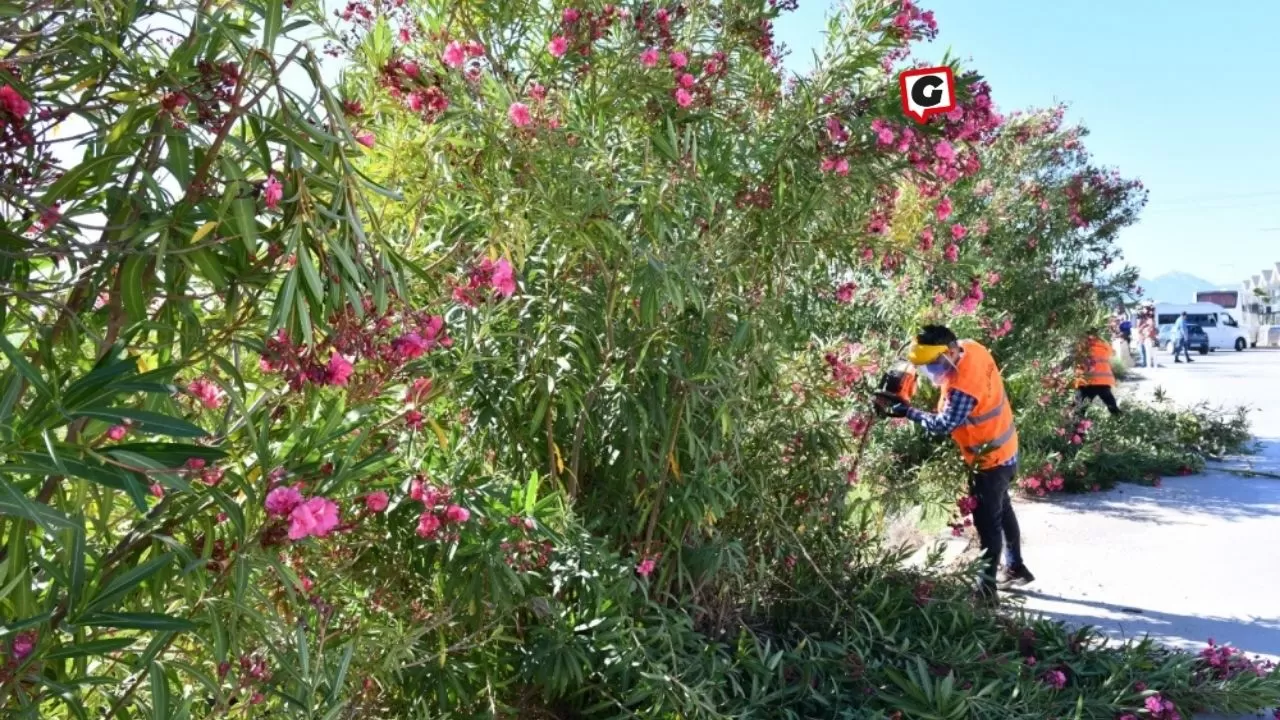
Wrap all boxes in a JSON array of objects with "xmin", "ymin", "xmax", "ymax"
[
  {"xmin": 1171, "ymin": 311, "xmax": 1194, "ymax": 363},
  {"xmin": 875, "ymin": 325, "xmax": 1033, "ymax": 602},
  {"xmin": 1136, "ymin": 303, "xmax": 1158, "ymax": 368},
  {"xmin": 1074, "ymin": 333, "xmax": 1122, "ymax": 416},
  {"xmin": 1113, "ymin": 308, "xmax": 1134, "ymax": 369}
]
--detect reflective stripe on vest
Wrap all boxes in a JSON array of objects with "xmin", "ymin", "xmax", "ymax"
[
  {"xmin": 964, "ymin": 424, "xmax": 1016, "ymax": 455},
  {"xmin": 965, "ymin": 392, "xmax": 1006, "ymax": 426}
]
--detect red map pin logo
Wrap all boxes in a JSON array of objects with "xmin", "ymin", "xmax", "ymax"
[{"xmin": 899, "ymin": 66, "xmax": 957, "ymax": 124}]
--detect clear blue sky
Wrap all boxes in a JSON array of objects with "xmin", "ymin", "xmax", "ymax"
[{"xmin": 775, "ymin": 1, "xmax": 1280, "ymax": 287}]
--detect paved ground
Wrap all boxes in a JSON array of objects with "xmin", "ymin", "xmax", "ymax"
[{"xmin": 1014, "ymin": 347, "xmax": 1280, "ymax": 718}]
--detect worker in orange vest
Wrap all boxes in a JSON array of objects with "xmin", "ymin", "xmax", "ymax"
[
  {"xmin": 1074, "ymin": 334, "xmax": 1121, "ymax": 416},
  {"xmin": 876, "ymin": 324, "xmax": 1033, "ymax": 602}
]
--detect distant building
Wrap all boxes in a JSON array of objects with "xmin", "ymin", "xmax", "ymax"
[{"xmin": 1241, "ymin": 263, "xmax": 1280, "ymax": 346}]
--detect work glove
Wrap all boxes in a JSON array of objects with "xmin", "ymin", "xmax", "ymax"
[{"xmin": 873, "ymin": 393, "xmax": 910, "ymax": 419}]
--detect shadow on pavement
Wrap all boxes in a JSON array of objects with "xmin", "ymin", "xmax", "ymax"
[
  {"xmin": 1016, "ymin": 590, "xmax": 1280, "ymax": 659},
  {"xmin": 1042, "ymin": 439, "xmax": 1280, "ymax": 525}
]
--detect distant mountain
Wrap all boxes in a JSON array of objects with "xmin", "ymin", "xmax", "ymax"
[{"xmin": 1136, "ymin": 272, "xmax": 1221, "ymax": 303}]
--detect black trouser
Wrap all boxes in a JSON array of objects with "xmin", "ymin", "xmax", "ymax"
[
  {"xmin": 1074, "ymin": 385, "xmax": 1121, "ymax": 416},
  {"xmin": 970, "ymin": 461, "xmax": 1022, "ymax": 592}
]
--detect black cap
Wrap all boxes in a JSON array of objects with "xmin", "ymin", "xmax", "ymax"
[{"xmin": 916, "ymin": 324, "xmax": 958, "ymax": 346}]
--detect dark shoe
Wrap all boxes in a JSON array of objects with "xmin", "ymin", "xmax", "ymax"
[
  {"xmin": 997, "ymin": 563, "xmax": 1035, "ymax": 588},
  {"xmin": 1187, "ymin": 358, "xmax": 1194, "ymax": 363}
]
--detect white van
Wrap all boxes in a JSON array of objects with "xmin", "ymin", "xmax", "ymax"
[{"xmin": 1154, "ymin": 302, "xmax": 1250, "ymax": 351}]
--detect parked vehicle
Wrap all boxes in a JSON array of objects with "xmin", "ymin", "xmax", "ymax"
[
  {"xmin": 1157, "ymin": 322, "xmax": 1210, "ymax": 354},
  {"xmin": 1154, "ymin": 302, "xmax": 1248, "ymax": 351}
]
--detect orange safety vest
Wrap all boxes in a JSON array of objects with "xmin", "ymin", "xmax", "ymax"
[
  {"xmin": 938, "ymin": 340, "xmax": 1018, "ymax": 470},
  {"xmin": 1075, "ymin": 337, "xmax": 1115, "ymax": 388}
]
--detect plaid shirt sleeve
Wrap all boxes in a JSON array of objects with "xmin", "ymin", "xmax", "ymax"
[{"xmin": 906, "ymin": 389, "xmax": 977, "ymax": 435}]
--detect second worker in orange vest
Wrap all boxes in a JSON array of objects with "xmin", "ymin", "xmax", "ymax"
[
  {"xmin": 878, "ymin": 324, "xmax": 1034, "ymax": 601},
  {"xmin": 1073, "ymin": 335, "xmax": 1122, "ymax": 417}
]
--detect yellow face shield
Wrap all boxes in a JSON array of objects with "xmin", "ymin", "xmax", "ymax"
[{"xmin": 907, "ymin": 342, "xmax": 948, "ymax": 366}]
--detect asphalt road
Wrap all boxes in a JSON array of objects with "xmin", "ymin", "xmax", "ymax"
[{"xmin": 1014, "ymin": 346, "xmax": 1280, "ymax": 718}]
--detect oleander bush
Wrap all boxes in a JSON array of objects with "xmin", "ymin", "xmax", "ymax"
[{"xmin": 0, "ymin": 0, "xmax": 1274, "ymax": 718}]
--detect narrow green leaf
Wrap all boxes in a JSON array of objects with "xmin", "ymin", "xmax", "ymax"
[
  {"xmin": 81, "ymin": 552, "xmax": 175, "ymax": 617},
  {"xmin": 121, "ymin": 254, "xmax": 150, "ymax": 324},
  {"xmin": 151, "ymin": 661, "xmax": 170, "ymax": 720},
  {"xmin": 0, "ymin": 334, "xmax": 52, "ymax": 399},
  {"xmin": 0, "ymin": 477, "xmax": 76, "ymax": 532},
  {"xmin": 78, "ymin": 612, "xmax": 196, "ymax": 632},
  {"xmin": 72, "ymin": 407, "xmax": 206, "ymax": 438},
  {"xmin": 43, "ymin": 637, "xmax": 135, "ymax": 661}
]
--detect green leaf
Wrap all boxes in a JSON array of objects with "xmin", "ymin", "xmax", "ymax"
[
  {"xmin": 78, "ymin": 612, "xmax": 196, "ymax": 632},
  {"xmin": 151, "ymin": 661, "xmax": 170, "ymax": 720},
  {"xmin": 43, "ymin": 637, "xmax": 135, "ymax": 661},
  {"xmin": 0, "ymin": 477, "xmax": 77, "ymax": 532},
  {"xmin": 121, "ymin": 254, "xmax": 150, "ymax": 324},
  {"xmin": 263, "ymin": 0, "xmax": 283, "ymax": 47},
  {"xmin": 0, "ymin": 333, "xmax": 52, "ymax": 399},
  {"xmin": 72, "ymin": 407, "xmax": 206, "ymax": 438},
  {"xmin": 80, "ymin": 552, "xmax": 175, "ymax": 617}
]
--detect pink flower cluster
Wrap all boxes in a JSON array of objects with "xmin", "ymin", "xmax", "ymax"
[
  {"xmin": 979, "ymin": 316, "xmax": 1014, "ymax": 339},
  {"xmin": 187, "ymin": 376, "xmax": 226, "ymax": 410},
  {"xmin": 265, "ymin": 486, "xmax": 341, "ymax": 541},
  {"xmin": 184, "ymin": 457, "xmax": 225, "ymax": 487},
  {"xmin": 950, "ymin": 278, "xmax": 985, "ymax": 316},
  {"xmin": 259, "ymin": 299, "xmax": 450, "ymax": 395},
  {"xmin": 1019, "ymin": 462, "xmax": 1065, "ymax": 496},
  {"xmin": 949, "ymin": 495, "xmax": 978, "ymax": 536},
  {"xmin": 1039, "ymin": 669, "xmax": 1067, "ymax": 690},
  {"xmin": 501, "ymin": 515, "xmax": 552, "ymax": 572},
  {"xmin": 834, "ymin": 281, "xmax": 856, "ymax": 304},
  {"xmin": 1142, "ymin": 694, "xmax": 1181, "ymax": 720},
  {"xmin": 824, "ymin": 342, "xmax": 878, "ymax": 395},
  {"xmin": 636, "ymin": 553, "xmax": 660, "ymax": 577},
  {"xmin": 410, "ymin": 476, "xmax": 470, "ymax": 540},
  {"xmin": 888, "ymin": 0, "xmax": 939, "ymax": 42},
  {"xmin": 1197, "ymin": 638, "xmax": 1276, "ymax": 681},
  {"xmin": 452, "ymin": 257, "xmax": 517, "ymax": 306}
]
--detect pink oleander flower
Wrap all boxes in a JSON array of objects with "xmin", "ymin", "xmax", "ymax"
[
  {"xmin": 106, "ymin": 425, "xmax": 128, "ymax": 441},
  {"xmin": 288, "ymin": 497, "xmax": 340, "ymax": 540},
  {"xmin": 935, "ymin": 196, "xmax": 953, "ymax": 221},
  {"xmin": 401, "ymin": 60, "xmax": 420, "ymax": 78},
  {"xmin": 674, "ymin": 88, "xmax": 693, "ymax": 108},
  {"xmin": 265, "ymin": 486, "xmax": 304, "ymax": 517},
  {"xmin": 640, "ymin": 47, "xmax": 660, "ymax": 67},
  {"xmin": 957, "ymin": 495, "xmax": 979, "ymax": 516},
  {"xmin": 11, "ymin": 631, "xmax": 36, "ymax": 662},
  {"xmin": 548, "ymin": 35, "xmax": 569, "ymax": 57},
  {"xmin": 834, "ymin": 282, "xmax": 855, "ymax": 304},
  {"xmin": 562, "ymin": 7, "xmax": 581, "ymax": 23},
  {"xmin": 943, "ymin": 243, "xmax": 959, "ymax": 263},
  {"xmin": 1041, "ymin": 669, "xmax": 1066, "ymax": 689},
  {"xmin": 678, "ymin": 73, "xmax": 695, "ymax": 89},
  {"xmin": 149, "ymin": 482, "xmax": 165, "ymax": 499},
  {"xmin": 950, "ymin": 223, "xmax": 967, "ymax": 241},
  {"xmin": 846, "ymin": 413, "xmax": 871, "ymax": 436},
  {"xmin": 404, "ymin": 409, "xmax": 424, "ymax": 429},
  {"xmin": 326, "ymin": 352, "xmax": 354, "ymax": 386},
  {"xmin": 365, "ymin": 491, "xmax": 389, "ymax": 513},
  {"xmin": 355, "ymin": 131, "xmax": 376, "ymax": 148},
  {"xmin": 416, "ymin": 511, "xmax": 441, "ymax": 538},
  {"xmin": 1070, "ymin": 434, "xmax": 1083, "ymax": 445},
  {"xmin": 508, "ymin": 102, "xmax": 532, "ymax": 127},
  {"xmin": 443, "ymin": 504, "xmax": 470, "ymax": 524},
  {"xmin": 264, "ymin": 174, "xmax": 283, "ymax": 210},
  {"xmin": 491, "ymin": 257, "xmax": 516, "ymax": 297},
  {"xmin": 934, "ymin": 140, "xmax": 955, "ymax": 161},
  {"xmin": 442, "ymin": 41, "xmax": 466, "ymax": 68},
  {"xmin": 0, "ymin": 86, "xmax": 31, "ymax": 118},
  {"xmin": 636, "ymin": 556, "xmax": 657, "ymax": 577},
  {"xmin": 669, "ymin": 51, "xmax": 688, "ymax": 68},
  {"xmin": 188, "ymin": 376, "xmax": 225, "ymax": 410}
]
